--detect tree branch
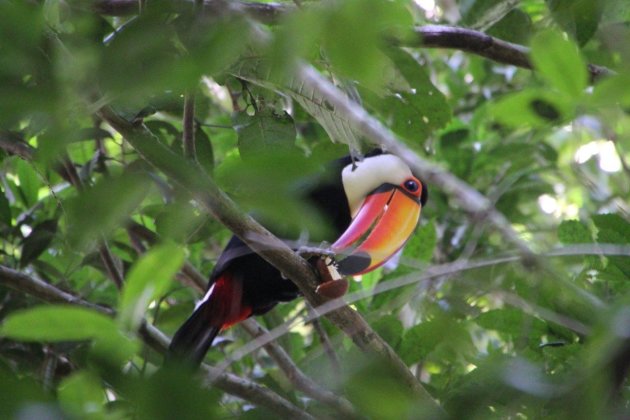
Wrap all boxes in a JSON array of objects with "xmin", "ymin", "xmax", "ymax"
[
  {"xmin": 240, "ymin": 319, "xmax": 358, "ymax": 418},
  {"xmin": 182, "ymin": 93, "xmax": 197, "ymax": 161},
  {"xmin": 407, "ymin": 25, "xmax": 613, "ymax": 83},
  {"xmin": 95, "ymin": 105, "xmax": 443, "ymax": 412},
  {"xmin": 0, "ymin": 264, "xmax": 313, "ymax": 419},
  {"xmin": 90, "ymin": 1, "xmax": 613, "ymax": 82},
  {"xmin": 224, "ymin": 245, "xmax": 627, "ymax": 364}
]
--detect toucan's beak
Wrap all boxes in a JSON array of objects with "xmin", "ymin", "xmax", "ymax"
[{"xmin": 332, "ymin": 184, "xmax": 421, "ymax": 275}]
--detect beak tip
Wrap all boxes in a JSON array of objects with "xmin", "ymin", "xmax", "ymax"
[{"xmin": 337, "ymin": 252, "xmax": 371, "ymax": 276}]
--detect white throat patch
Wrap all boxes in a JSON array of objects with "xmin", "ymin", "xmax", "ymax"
[{"xmin": 341, "ymin": 154, "xmax": 413, "ymax": 217}]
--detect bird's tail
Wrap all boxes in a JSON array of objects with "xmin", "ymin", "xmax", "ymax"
[
  {"xmin": 166, "ymin": 273, "xmax": 249, "ymax": 367},
  {"xmin": 167, "ymin": 301, "xmax": 222, "ymax": 367}
]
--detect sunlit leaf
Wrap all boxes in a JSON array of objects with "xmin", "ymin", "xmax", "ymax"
[
  {"xmin": 118, "ymin": 242, "xmax": 185, "ymax": 331},
  {"xmin": 0, "ymin": 305, "xmax": 118, "ymax": 342},
  {"xmin": 530, "ymin": 29, "xmax": 587, "ymax": 98},
  {"xmin": 475, "ymin": 308, "xmax": 547, "ymax": 338},
  {"xmin": 489, "ymin": 88, "xmax": 573, "ymax": 127},
  {"xmin": 233, "ymin": 108, "xmax": 297, "ymax": 159},
  {"xmin": 546, "ymin": 0, "xmax": 603, "ymax": 45},
  {"xmin": 14, "ymin": 158, "xmax": 41, "ymax": 208},
  {"xmin": 403, "ymin": 219, "xmax": 437, "ymax": 264}
]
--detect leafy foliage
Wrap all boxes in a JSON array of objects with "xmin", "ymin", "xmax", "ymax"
[{"xmin": 0, "ymin": 0, "xmax": 629, "ymax": 418}]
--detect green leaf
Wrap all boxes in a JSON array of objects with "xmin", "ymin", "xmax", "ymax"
[
  {"xmin": 233, "ymin": 109, "xmax": 297, "ymax": 159},
  {"xmin": 380, "ymin": 48, "xmax": 451, "ymax": 143},
  {"xmin": 593, "ymin": 214, "xmax": 630, "ymax": 276},
  {"xmin": 400, "ymin": 317, "xmax": 472, "ymax": 365},
  {"xmin": 91, "ymin": 332, "xmax": 140, "ymax": 368},
  {"xmin": 487, "ymin": 9, "xmax": 533, "ymax": 44},
  {"xmin": 58, "ymin": 371, "xmax": 105, "ymax": 419},
  {"xmin": 0, "ymin": 305, "xmax": 118, "ymax": 342},
  {"xmin": 593, "ymin": 214, "xmax": 630, "ymax": 242},
  {"xmin": 475, "ymin": 308, "xmax": 547, "ymax": 338},
  {"xmin": 489, "ymin": 88, "xmax": 573, "ymax": 127},
  {"xmin": 403, "ymin": 219, "xmax": 437, "ymax": 263},
  {"xmin": 129, "ymin": 366, "xmax": 220, "ymax": 419},
  {"xmin": 15, "ymin": 158, "xmax": 41, "ymax": 208},
  {"xmin": 558, "ymin": 220, "xmax": 592, "ymax": 244},
  {"xmin": 322, "ymin": 0, "xmax": 411, "ymax": 90},
  {"xmin": 344, "ymin": 358, "xmax": 424, "ymax": 418},
  {"xmin": 591, "ymin": 73, "xmax": 630, "ymax": 108},
  {"xmin": 155, "ymin": 201, "xmax": 208, "ymax": 244},
  {"xmin": 0, "ymin": 365, "xmax": 51, "ymax": 419},
  {"xmin": 66, "ymin": 173, "xmax": 151, "ymax": 249},
  {"xmin": 530, "ymin": 29, "xmax": 587, "ymax": 98},
  {"xmin": 195, "ymin": 126, "xmax": 214, "ymax": 174},
  {"xmin": 461, "ymin": 0, "xmax": 524, "ymax": 31},
  {"xmin": 371, "ymin": 315, "xmax": 403, "ymax": 349},
  {"xmin": 546, "ymin": 0, "xmax": 603, "ymax": 45},
  {"xmin": 118, "ymin": 242, "xmax": 185, "ymax": 331}
]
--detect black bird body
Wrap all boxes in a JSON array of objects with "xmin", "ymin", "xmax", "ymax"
[{"xmin": 168, "ymin": 152, "xmax": 427, "ymax": 365}]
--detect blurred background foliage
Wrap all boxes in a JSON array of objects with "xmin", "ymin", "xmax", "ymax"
[{"xmin": 0, "ymin": 0, "xmax": 629, "ymax": 418}]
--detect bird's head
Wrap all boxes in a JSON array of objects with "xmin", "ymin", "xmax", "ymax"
[{"xmin": 332, "ymin": 153, "xmax": 427, "ymax": 275}]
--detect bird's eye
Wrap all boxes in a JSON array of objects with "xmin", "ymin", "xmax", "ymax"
[{"xmin": 403, "ymin": 179, "xmax": 419, "ymax": 193}]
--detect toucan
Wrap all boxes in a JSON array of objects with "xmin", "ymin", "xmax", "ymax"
[{"xmin": 167, "ymin": 151, "xmax": 428, "ymax": 366}]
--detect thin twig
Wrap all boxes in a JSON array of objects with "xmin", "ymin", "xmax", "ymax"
[
  {"xmin": 306, "ymin": 305, "xmax": 342, "ymax": 377},
  {"xmin": 98, "ymin": 240, "xmax": 124, "ymax": 289},
  {"xmin": 240, "ymin": 319, "xmax": 358, "ymax": 418},
  {"xmin": 220, "ymin": 244, "xmax": 630, "ymax": 368}
]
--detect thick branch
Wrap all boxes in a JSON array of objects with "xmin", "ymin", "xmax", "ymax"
[
  {"xmin": 0, "ymin": 264, "xmax": 311, "ymax": 419},
  {"xmin": 408, "ymin": 26, "xmax": 612, "ymax": 83},
  {"xmin": 410, "ymin": 25, "xmax": 531, "ymax": 68},
  {"xmin": 96, "ymin": 105, "xmax": 442, "ymax": 411}
]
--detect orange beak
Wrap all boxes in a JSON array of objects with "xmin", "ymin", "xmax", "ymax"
[{"xmin": 331, "ymin": 184, "xmax": 421, "ymax": 275}]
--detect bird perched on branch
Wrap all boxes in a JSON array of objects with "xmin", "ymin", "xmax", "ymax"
[{"xmin": 167, "ymin": 150, "xmax": 428, "ymax": 366}]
